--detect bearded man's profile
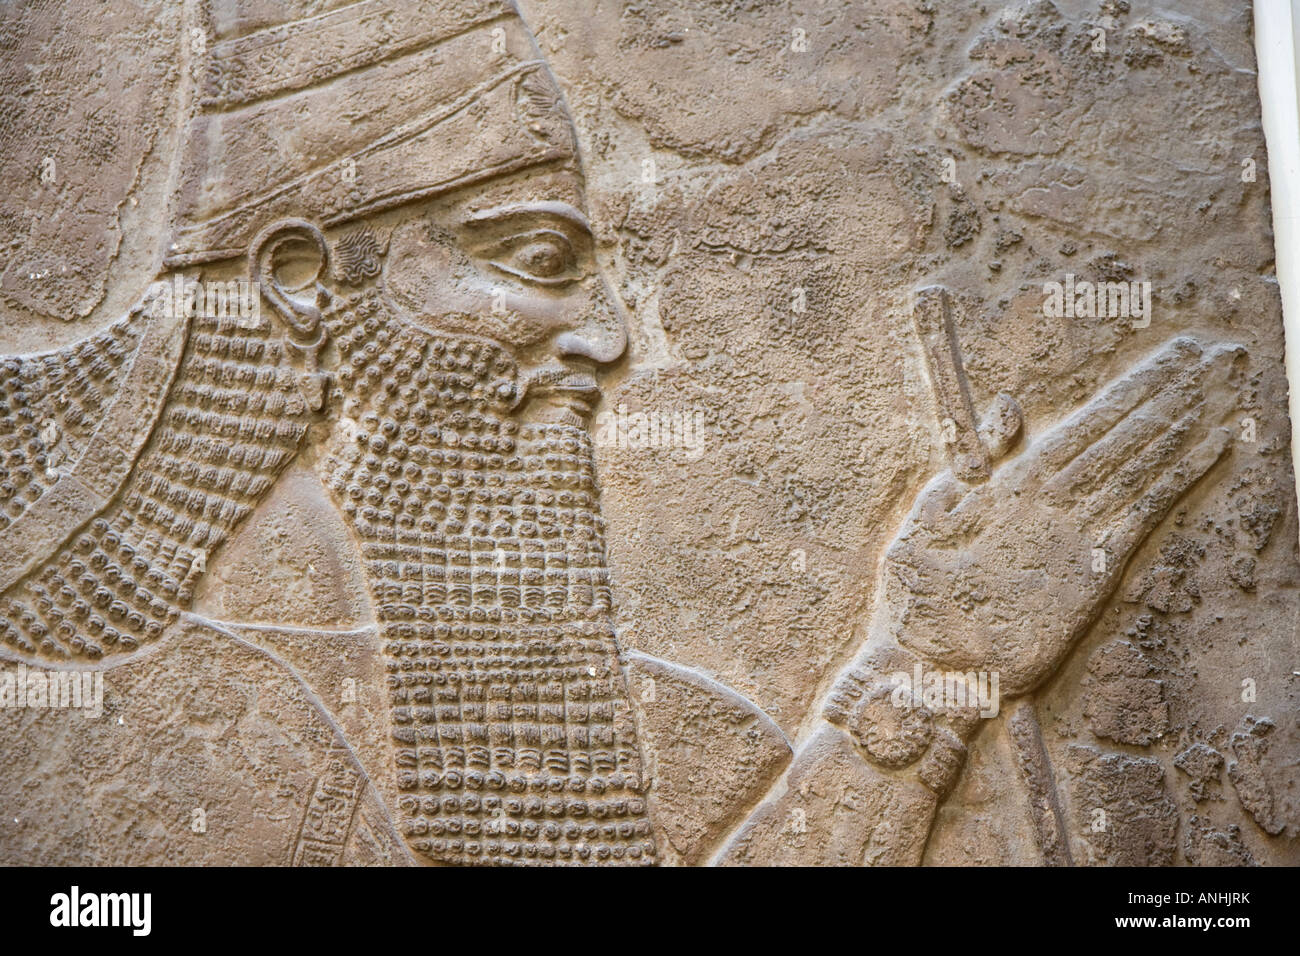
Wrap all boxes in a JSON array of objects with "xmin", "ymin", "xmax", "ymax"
[
  {"xmin": 0, "ymin": 0, "xmax": 1253, "ymax": 867},
  {"xmin": 0, "ymin": 0, "xmax": 660, "ymax": 867}
]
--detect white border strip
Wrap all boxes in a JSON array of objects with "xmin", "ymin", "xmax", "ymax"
[{"xmin": 1255, "ymin": 1, "xmax": 1300, "ymax": 533}]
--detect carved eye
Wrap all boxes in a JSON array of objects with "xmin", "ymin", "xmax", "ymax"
[
  {"xmin": 517, "ymin": 239, "xmax": 567, "ymax": 276},
  {"xmin": 490, "ymin": 230, "xmax": 578, "ymax": 285}
]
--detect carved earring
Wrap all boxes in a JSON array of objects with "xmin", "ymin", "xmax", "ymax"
[{"xmin": 250, "ymin": 218, "xmax": 333, "ymax": 411}]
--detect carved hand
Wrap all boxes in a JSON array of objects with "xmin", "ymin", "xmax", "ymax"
[{"xmin": 879, "ymin": 335, "xmax": 1245, "ymax": 697}]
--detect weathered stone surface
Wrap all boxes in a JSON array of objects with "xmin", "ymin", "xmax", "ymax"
[
  {"xmin": 1227, "ymin": 714, "xmax": 1298, "ymax": 837},
  {"xmin": 1184, "ymin": 814, "xmax": 1256, "ymax": 867},
  {"xmin": 626, "ymin": 651, "xmax": 791, "ymax": 864},
  {"xmin": 0, "ymin": 620, "xmax": 407, "ymax": 865},
  {"xmin": 1082, "ymin": 639, "xmax": 1170, "ymax": 746},
  {"xmin": 1065, "ymin": 745, "xmax": 1178, "ymax": 866},
  {"xmin": 717, "ymin": 725, "xmax": 938, "ymax": 866},
  {"xmin": 0, "ymin": 0, "xmax": 1296, "ymax": 867},
  {"xmin": 193, "ymin": 458, "xmax": 372, "ymax": 629},
  {"xmin": 0, "ymin": 1, "xmax": 183, "ymax": 333},
  {"xmin": 1174, "ymin": 742, "xmax": 1225, "ymax": 803}
]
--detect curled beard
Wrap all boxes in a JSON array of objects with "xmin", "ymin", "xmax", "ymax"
[{"xmin": 319, "ymin": 289, "xmax": 656, "ymax": 866}]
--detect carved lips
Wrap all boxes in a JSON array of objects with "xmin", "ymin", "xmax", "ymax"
[{"xmin": 518, "ymin": 364, "xmax": 601, "ymax": 421}]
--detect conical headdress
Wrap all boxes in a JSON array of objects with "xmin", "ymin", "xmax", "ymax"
[{"xmin": 165, "ymin": 0, "xmax": 577, "ymax": 267}]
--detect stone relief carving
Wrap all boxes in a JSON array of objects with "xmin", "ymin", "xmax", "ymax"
[{"xmin": 0, "ymin": 0, "xmax": 1296, "ymax": 867}]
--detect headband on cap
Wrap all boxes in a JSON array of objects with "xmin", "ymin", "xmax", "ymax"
[{"xmin": 165, "ymin": 0, "xmax": 577, "ymax": 266}]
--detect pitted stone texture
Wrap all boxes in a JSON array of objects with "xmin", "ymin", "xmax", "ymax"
[
  {"xmin": 1065, "ymin": 745, "xmax": 1178, "ymax": 866},
  {"xmin": 0, "ymin": 1, "xmax": 184, "ymax": 331},
  {"xmin": 717, "ymin": 725, "xmax": 937, "ymax": 866},
  {"xmin": 1184, "ymin": 815, "xmax": 1256, "ymax": 867},
  {"xmin": 1174, "ymin": 742, "xmax": 1224, "ymax": 803},
  {"xmin": 626, "ymin": 652, "xmax": 792, "ymax": 865},
  {"xmin": 1228, "ymin": 715, "xmax": 1299, "ymax": 838},
  {"xmin": 1082, "ymin": 639, "xmax": 1170, "ymax": 746},
  {"xmin": 0, "ymin": 620, "xmax": 404, "ymax": 866}
]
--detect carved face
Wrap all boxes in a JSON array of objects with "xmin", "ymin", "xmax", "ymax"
[
  {"xmin": 381, "ymin": 164, "xmax": 628, "ymax": 427},
  {"xmin": 315, "ymin": 169, "xmax": 658, "ymax": 867}
]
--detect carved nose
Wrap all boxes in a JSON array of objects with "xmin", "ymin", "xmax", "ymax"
[
  {"xmin": 555, "ymin": 325, "xmax": 625, "ymax": 364},
  {"xmin": 554, "ymin": 276, "xmax": 628, "ymax": 365}
]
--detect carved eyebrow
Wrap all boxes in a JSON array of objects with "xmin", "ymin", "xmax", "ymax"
[{"xmin": 460, "ymin": 201, "xmax": 593, "ymax": 237}]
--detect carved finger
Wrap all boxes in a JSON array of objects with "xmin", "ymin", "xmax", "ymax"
[
  {"xmin": 1025, "ymin": 336, "xmax": 1202, "ymax": 487},
  {"xmin": 1077, "ymin": 403, "xmax": 1207, "ymax": 527},
  {"xmin": 1042, "ymin": 342, "xmax": 1241, "ymax": 507},
  {"xmin": 1099, "ymin": 426, "xmax": 1232, "ymax": 572}
]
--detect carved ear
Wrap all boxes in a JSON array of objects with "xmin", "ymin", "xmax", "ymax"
[{"xmin": 249, "ymin": 218, "xmax": 330, "ymax": 341}]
